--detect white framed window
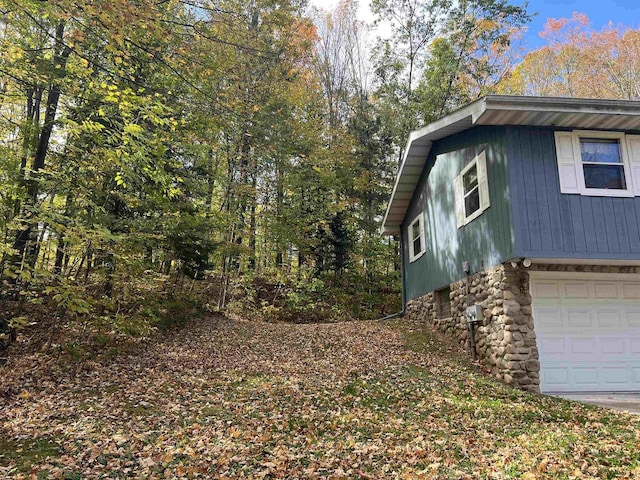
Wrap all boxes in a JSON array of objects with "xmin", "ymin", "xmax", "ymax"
[
  {"xmin": 554, "ymin": 130, "xmax": 640, "ymax": 197},
  {"xmin": 408, "ymin": 213, "xmax": 426, "ymax": 262},
  {"xmin": 455, "ymin": 150, "xmax": 490, "ymax": 228}
]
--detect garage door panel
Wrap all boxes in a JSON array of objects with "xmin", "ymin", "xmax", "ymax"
[
  {"xmin": 564, "ymin": 282, "xmax": 589, "ymax": 298},
  {"xmin": 533, "ymin": 281, "xmax": 560, "ymax": 298},
  {"xmin": 594, "ymin": 282, "xmax": 619, "ymax": 299},
  {"xmin": 538, "ymin": 337, "xmax": 566, "ymax": 357},
  {"xmin": 543, "ymin": 367, "xmax": 569, "ymax": 387},
  {"xmin": 623, "ymin": 283, "xmax": 640, "ymax": 299},
  {"xmin": 602, "ymin": 366, "xmax": 632, "ymax": 386},
  {"xmin": 532, "ymin": 275, "xmax": 640, "ymax": 393},
  {"xmin": 534, "ymin": 307, "xmax": 562, "ymax": 328},
  {"xmin": 567, "ymin": 310, "xmax": 593, "ymax": 328},
  {"xmin": 595, "ymin": 310, "xmax": 622, "ymax": 328},
  {"xmin": 570, "ymin": 338, "xmax": 596, "ymax": 355},
  {"xmin": 628, "ymin": 310, "xmax": 640, "ymax": 326},
  {"xmin": 573, "ymin": 367, "xmax": 600, "ymax": 386},
  {"xmin": 600, "ymin": 338, "xmax": 626, "ymax": 355}
]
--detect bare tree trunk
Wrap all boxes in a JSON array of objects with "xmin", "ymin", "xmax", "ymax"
[
  {"xmin": 33, "ymin": 223, "xmax": 47, "ymax": 270},
  {"xmin": 54, "ymin": 234, "xmax": 65, "ymax": 276},
  {"xmin": 13, "ymin": 21, "xmax": 71, "ymax": 271},
  {"xmin": 207, "ymin": 148, "xmax": 222, "ymax": 211},
  {"xmin": 218, "ymin": 255, "xmax": 230, "ymax": 310},
  {"xmin": 84, "ymin": 241, "xmax": 93, "ymax": 282},
  {"xmin": 104, "ymin": 252, "xmax": 115, "ymax": 298},
  {"xmin": 275, "ymin": 160, "xmax": 284, "ymax": 269},
  {"xmin": 248, "ymin": 173, "xmax": 257, "ymax": 271},
  {"xmin": 54, "ymin": 192, "xmax": 73, "ymax": 275}
]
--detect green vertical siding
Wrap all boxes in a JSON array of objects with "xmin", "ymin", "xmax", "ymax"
[{"xmin": 403, "ymin": 126, "xmax": 515, "ymax": 300}]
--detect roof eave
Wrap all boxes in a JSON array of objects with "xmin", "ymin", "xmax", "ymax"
[
  {"xmin": 380, "ymin": 98, "xmax": 487, "ymax": 235},
  {"xmin": 380, "ymin": 95, "xmax": 640, "ymax": 236}
]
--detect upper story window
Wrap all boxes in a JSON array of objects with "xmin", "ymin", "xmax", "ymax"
[
  {"xmin": 408, "ymin": 213, "xmax": 425, "ymax": 262},
  {"xmin": 555, "ymin": 130, "xmax": 640, "ymax": 197},
  {"xmin": 463, "ymin": 163, "xmax": 480, "ymax": 217},
  {"xmin": 580, "ymin": 138, "xmax": 626, "ymax": 190},
  {"xmin": 455, "ymin": 150, "xmax": 490, "ymax": 228}
]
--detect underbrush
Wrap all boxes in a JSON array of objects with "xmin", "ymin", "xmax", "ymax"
[
  {"xmin": 0, "ymin": 270, "xmax": 208, "ymax": 358},
  {"xmin": 224, "ymin": 271, "xmax": 402, "ymax": 323},
  {"xmin": 1, "ymin": 268, "xmax": 401, "ymax": 356}
]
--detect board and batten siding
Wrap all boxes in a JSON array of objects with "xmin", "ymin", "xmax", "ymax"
[
  {"xmin": 402, "ymin": 126, "xmax": 515, "ymax": 301},
  {"xmin": 506, "ymin": 126, "xmax": 640, "ymax": 259}
]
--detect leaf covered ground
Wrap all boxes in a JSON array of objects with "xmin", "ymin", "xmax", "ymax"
[{"xmin": 1, "ymin": 316, "xmax": 639, "ymax": 479}]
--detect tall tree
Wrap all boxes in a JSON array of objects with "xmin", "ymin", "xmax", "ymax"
[
  {"xmin": 371, "ymin": 0, "xmax": 448, "ymax": 154},
  {"xmin": 372, "ymin": 0, "xmax": 530, "ymax": 150},
  {"xmin": 0, "ymin": 0, "xmax": 404, "ymax": 337},
  {"xmin": 420, "ymin": 0, "xmax": 530, "ymax": 117}
]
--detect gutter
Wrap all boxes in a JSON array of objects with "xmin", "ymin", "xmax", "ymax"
[{"xmin": 377, "ymin": 232, "xmax": 407, "ymax": 321}]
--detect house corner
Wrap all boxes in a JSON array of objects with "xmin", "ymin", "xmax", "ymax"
[{"xmin": 405, "ymin": 263, "xmax": 541, "ymax": 393}]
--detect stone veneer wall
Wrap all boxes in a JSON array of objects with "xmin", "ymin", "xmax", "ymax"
[{"xmin": 405, "ymin": 263, "xmax": 540, "ymax": 392}]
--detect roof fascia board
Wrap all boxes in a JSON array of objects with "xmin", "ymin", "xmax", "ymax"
[
  {"xmin": 481, "ymin": 95, "xmax": 640, "ymax": 117},
  {"xmin": 409, "ymin": 98, "xmax": 487, "ymax": 143}
]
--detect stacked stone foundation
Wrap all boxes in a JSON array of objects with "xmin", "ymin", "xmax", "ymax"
[{"xmin": 405, "ymin": 263, "xmax": 540, "ymax": 392}]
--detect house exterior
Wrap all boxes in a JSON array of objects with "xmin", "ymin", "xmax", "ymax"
[{"xmin": 382, "ymin": 95, "xmax": 640, "ymax": 393}]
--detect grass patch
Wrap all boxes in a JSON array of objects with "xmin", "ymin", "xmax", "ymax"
[
  {"xmin": 400, "ymin": 324, "xmax": 442, "ymax": 354},
  {"xmin": 0, "ymin": 437, "xmax": 61, "ymax": 471},
  {"xmin": 123, "ymin": 401, "xmax": 159, "ymax": 417},
  {"xmin": 389, "ymin": 318, "xmax": 469, "ymax": 360}
]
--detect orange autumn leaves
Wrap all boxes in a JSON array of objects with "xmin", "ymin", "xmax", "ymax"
[
  {"xmin": 500, "ymin": 12, "xmax": 640, "ymax": 99},
  {"xmin": 2, "ymin": 316, "xmax": 640, "ymax": 478}
]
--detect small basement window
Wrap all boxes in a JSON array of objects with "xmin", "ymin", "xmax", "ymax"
[
  {"xmin": 408, "ymin": 213, "xmax": 425, "ymax": 262},
  {"xmin": 435, "ymin": 286, "xmax": 452, "ymax": 318}
]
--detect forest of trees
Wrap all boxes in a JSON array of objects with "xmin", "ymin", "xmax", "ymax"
[{"xmin": 1, "ymin": 0, "xmax": 639, "ymax": 345}]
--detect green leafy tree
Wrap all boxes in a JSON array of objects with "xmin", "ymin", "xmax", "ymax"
[{"xmin": 372, "ymin": 0, "xmax": 531, "ymax": 149}]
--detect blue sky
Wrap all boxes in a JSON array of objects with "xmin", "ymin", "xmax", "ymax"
[
  {"xmin": 521, "ymin": 0, "xmax": 640, "ymax": 49},
  {"xmin": 309, "ymin": 0, "xmax": 640, "ymax": 52}
]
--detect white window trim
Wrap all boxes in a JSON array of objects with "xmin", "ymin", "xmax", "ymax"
[
  {"xmin": 408, "ymin": 213, "xmax": 426, "ymax": 262},
  {"xmin": 455, "ymin": 150, "xmax": 490, "ymax": 228},
  {"xmin": 555, "ymin": 130, "xmax": 637, "ymax": 197}
]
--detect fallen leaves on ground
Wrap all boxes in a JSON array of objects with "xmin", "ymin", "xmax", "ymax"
[{"xmin": 1, "ymin": 316, "xmax": 639, "ymax": 479}]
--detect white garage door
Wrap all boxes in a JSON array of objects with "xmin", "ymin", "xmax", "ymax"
[{"xmin": 530, "ymin": 273, "xmax": 640, "ymax": 393}]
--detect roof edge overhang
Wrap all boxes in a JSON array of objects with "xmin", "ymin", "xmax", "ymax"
[{"xmin": 380, "ymin": 95, "xmax": 640, "ymax": 236}]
